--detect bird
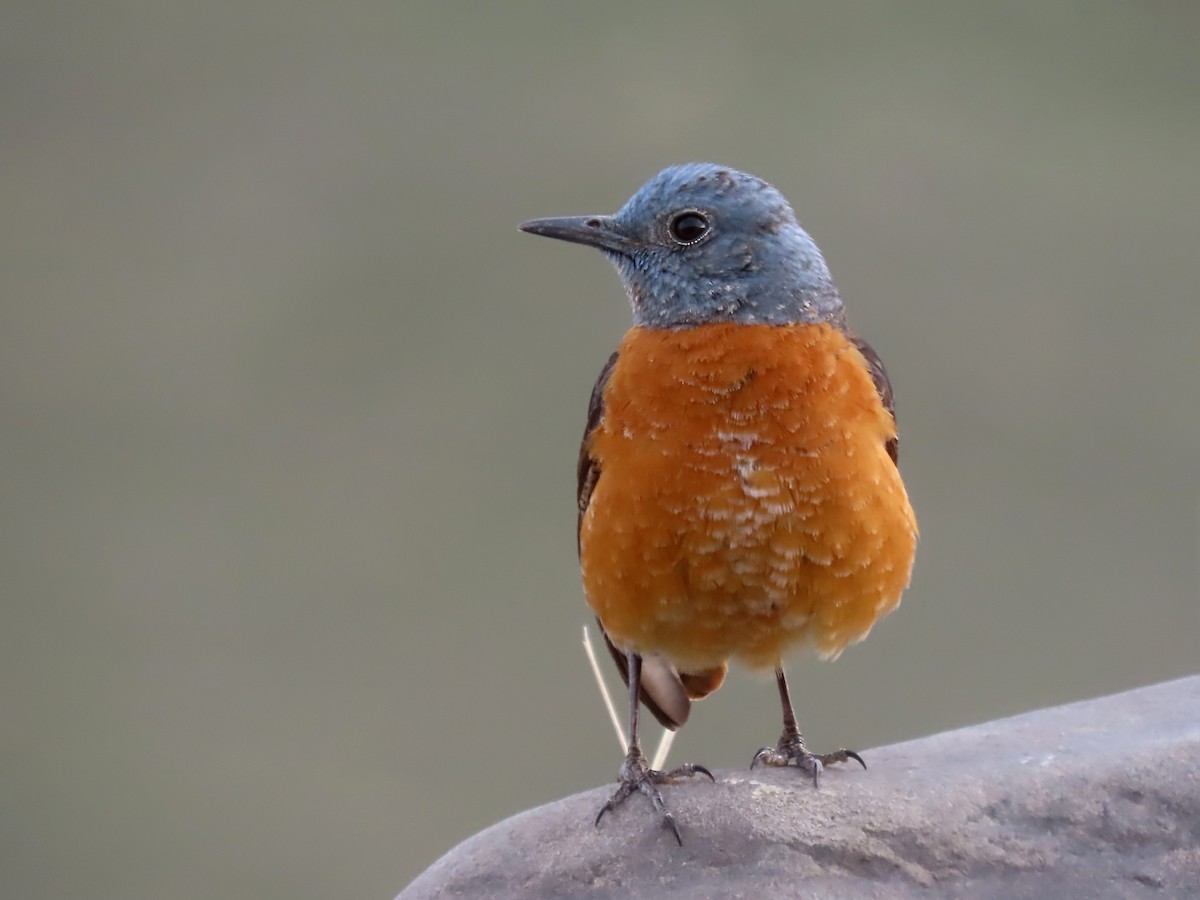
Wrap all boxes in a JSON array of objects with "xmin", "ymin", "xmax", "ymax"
[{"xmin": 519, "ymin": 163, "xmax": 917, "ymax": 844}]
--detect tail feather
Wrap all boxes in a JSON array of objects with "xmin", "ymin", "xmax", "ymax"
[
  {"xmin": 679, "ymin": 666, "xmax": 727, "ymax": 701},
  {"xmin": 599, "ymin": 619, "xmax": 726, "ymax": 730}
]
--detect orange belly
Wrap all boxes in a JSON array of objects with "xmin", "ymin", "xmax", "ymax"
[{"xmin": 580, "ymin": 322, "xmax": 917, "ymax": 672}]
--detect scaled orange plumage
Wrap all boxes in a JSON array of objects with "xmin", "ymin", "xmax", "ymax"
[{"xmin": 580, "ymin": 322, "xmax": 917, "ymax": 673}]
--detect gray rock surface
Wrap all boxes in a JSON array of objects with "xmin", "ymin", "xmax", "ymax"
[{"xmin": 400, "ymin": 676, "xmax": 1200, "ymax": 898}]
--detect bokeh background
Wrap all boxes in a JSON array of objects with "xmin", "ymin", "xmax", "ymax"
[{"xmin": 3, "ymin": 2, "xmax": 1198, "ymax": 897}]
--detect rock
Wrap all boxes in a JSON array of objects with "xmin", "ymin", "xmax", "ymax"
[{"xmin": 399, "ymin": 676, "xmax": 1200, "ymax": 898}]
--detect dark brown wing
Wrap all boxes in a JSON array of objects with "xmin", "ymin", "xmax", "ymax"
[
  {"xmin": 844, "ymin": 329, "xmax": 899, "ymax": 464},
  {"xmin": 576, "ymin": 351, "xmax": 618, "ymax": 553},
  {"xmin": 578, "ymin": 351, "xmax": 691, "ymax": 730}
]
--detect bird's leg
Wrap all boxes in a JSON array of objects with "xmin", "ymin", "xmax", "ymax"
[
  {"xmin": 750, "ymin": 666, "xmax": 866, "ymax": 787},
  {"xmin": 594, "ymin": 652, "xmax": 714, "ymax": 845}
]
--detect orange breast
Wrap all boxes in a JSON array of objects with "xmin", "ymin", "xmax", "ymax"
[{"xmin": 580, "ymin": 322, "xmax": 917, "ymax": 672}]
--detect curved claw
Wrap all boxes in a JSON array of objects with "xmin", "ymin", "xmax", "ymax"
[
  {"xmin": 845, "ymin": 750, "xmax": 867, "ymax": 770},
  {"xmin": 816, "ymin": 748, "xmax": 867, "ymax": 771},
  {"xmin": 595, "ymin": 800, "xmax": 613, "ymax": 828},
  {"xmin": 750, "ymin": 746, "xmax": 771, "ymax": 769},
  {"xmin": 666, "ymin": 762, "xmax": 715, "ymax": 782},
  {"xmin": 662, "ymin": 811, "xmax": 682, "ymax": 846},
  {"xmin": 595, "ymin": 777, "xmax": 635, "ymax": 828}
]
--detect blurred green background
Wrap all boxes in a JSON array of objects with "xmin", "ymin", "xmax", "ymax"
[{"xmin": 3, "ymin": 2, "xmax": 1198, "ymax": 897}]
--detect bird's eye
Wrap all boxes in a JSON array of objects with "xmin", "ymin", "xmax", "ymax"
[{"xmin": 668, "ymin": 211, "xmax": 709, "ymax": 245}]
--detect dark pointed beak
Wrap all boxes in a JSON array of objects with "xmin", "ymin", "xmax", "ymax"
[{"xmin": 518, "ymin": 215, "xmax": 636, "ymax": 255}]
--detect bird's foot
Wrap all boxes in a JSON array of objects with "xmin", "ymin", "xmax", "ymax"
[
  {"xmin": 594, "ymin": 749, "xmax": 714, "ymax": 845},
  {"xmin": 750, "ymin": 730, "xmax": 865, "ymax": 787}
]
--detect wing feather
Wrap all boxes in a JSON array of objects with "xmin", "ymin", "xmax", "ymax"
[{"xmin": 844, "ymin": 328, "xmax": 899, "ymax": 464}]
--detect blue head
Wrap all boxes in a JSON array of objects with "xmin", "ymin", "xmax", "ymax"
[{"xmin": 520, "ymin": 163, "xmax": 844, "ymax": 328}]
